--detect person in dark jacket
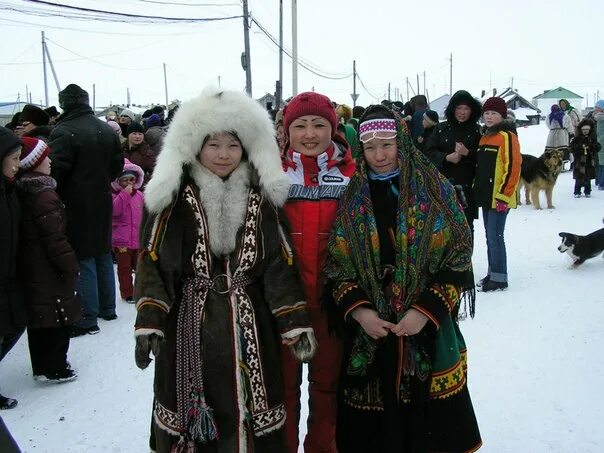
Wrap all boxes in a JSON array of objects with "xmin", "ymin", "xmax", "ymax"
[
  {"xmin": 570, "ymin": 118, "xmax": 601, "ymax": 197},
  {"xmin": 0, "ymin": 127, "xmax": 27, "ymax": 409},
  {"xmin": 416, "ymin": 109, "xmax": 439, "ymax": 152},
  {"xmin": 48, "ymin": 84, "xmax": 124, "ymax": 336},
  {"xmin": 16, "ymin": 138, "xmax": 81, "ymax": 382},
  {"xmin": 43, "ymin": 106, "xmax": 60, "ymax": 126},
  {"xmin": 409, "ymin": 95, "xmax": 429, "ymax": 147},
  {"xmin": 123, "ymin": 122, "xmax": 156, "ymax": 187},
  {"xmin": 143, "ymin": 114, "xmax": 166, "ymax": 156},
  {"xmin": 425, "ymin": 90, "xmax": 482, "ymax": 235},
  {"xmin": 17, "ymin": 105, "xmax": 52, "ymax": 142}
]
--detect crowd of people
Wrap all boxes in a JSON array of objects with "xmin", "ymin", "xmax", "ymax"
[{"xmin": 2, "ymin": 81, "xmax": 604, "ymax": 452}]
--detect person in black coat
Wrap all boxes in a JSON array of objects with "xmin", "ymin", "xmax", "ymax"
[
  {"xmin": 48, "ymin": 84, "xmax": 124, "ymax": 336},
  {"xmin": 424, "ymin": 90, "xmax": 482, "ymax": 235},
  {"xmin": 0, "ymin": 127, "xmax": 27, "ymax": 410},
  {"xmin": 16, "ymin": 138, "xmax": 81, "ymax": 382}
]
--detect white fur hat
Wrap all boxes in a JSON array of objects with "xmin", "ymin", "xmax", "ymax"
[{"xmin": 144, "ymin": 88, "xmax": 289, "ymax": 213}]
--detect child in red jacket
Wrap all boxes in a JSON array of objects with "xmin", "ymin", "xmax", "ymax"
[
  {"xmin": 111, "ymin": 159, "xmax": 144, "ymax": 303},
  {"xmin": 281, "ymin": 92, "xmax": 356, "ymax": 452}
]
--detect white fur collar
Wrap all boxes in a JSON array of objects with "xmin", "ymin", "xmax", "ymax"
[{"xmin": 189, "ymin": 161, "xmax": 251, "ymax": 257}]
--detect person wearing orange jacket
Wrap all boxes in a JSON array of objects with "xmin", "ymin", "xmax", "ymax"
[
  {"xmin": 281, "ymin": 92, "xmax": 356, "ymax": 452},
  {"xmin": 474, "ymin": 97, "xmax": 521, "ymax": 292}
]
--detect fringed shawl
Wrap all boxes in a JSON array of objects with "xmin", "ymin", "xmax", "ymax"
[{"xmin": 325, "ymin": 112, "xmax": 474, "ymax": 375}]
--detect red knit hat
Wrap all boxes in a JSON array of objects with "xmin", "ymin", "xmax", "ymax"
[
  {"xmin": 19, "ymin": 137, "xmax": 50, "ymax": 171},
  {"xmin": 283, "ymin": 92, "xmax": 338, "ymax": 136},
  {"xmin": 482, "ymin": 97, "xmax": 507, "ymax": 119}
]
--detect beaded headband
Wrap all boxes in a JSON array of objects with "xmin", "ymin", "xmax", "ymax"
[{"xmin": 358, "ymin": 118, "xmax": 398, "ymax": 143}]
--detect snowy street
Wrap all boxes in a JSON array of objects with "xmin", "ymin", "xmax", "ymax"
[{"xmin": 2, "ymin": 124, "xmax": 604, "ymax": 452}]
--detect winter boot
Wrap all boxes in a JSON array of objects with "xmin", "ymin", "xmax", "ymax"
[
  {"xmin": 0, "ymin": 394, "xmax": 18, "ymax": 410},
  {"xmin": 477, "ymin": 275, "xmax": 490, "ymax": 287},
  {"xmin": 69, "ymin": 325, "xmax": 100, "ymax": 337},
  {"xmin": 574, "ymin": 193, "xmax": 581, "ymax": 198},
  {"xmin": 479, "ymin": 280, "xmax": 508, "ymax": 292},
  {"xmin": 99, "ymin": 314, "xmax": 118, "ymax": 321},
  {"xmin": 35, "ymin": 368, "xmax": 78, "ymax": 384}
]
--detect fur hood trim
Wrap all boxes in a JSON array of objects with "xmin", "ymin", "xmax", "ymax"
[
  {"xmin": 16, "ymin": 173, "xmax": 57, "ymax": 193},
  {"xmin": 112, "ymin": 158, "xmax": 145, "ymax": 191},
  {"xmin": 144, "ymin": 88, "xmax": 289, "ymax": 214},
  {"xmin": 445, "ymin": 90, "xmax": 482, "ymax": 124},
  {"xmin": 190, "ymin": 161, "xmax": 251, "ymax": 257}
]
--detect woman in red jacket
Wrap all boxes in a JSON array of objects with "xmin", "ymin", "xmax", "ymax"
[{"xmin": 281, "ymin": 92, "xmax": 356, "ymax": 452}]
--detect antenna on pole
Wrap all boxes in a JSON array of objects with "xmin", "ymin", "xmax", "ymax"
[
  {"xmin": 291, "ymin": 0, "xmax": 298, "ymax": 96},
  {"xmin": 350, "ymin": 60, "xmax": 358, "ymax": 107},
  {"xmin": 163, "ymin": 63, "xmax": 169, "ymax": 107},
  {"xmin": 42, "ymin": 31, "xmax": 49, "ymax": 107}
]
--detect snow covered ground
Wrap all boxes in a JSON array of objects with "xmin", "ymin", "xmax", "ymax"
[{"xmin": 2, "ymin": 123, "xmax": 604, "ymax": 452}]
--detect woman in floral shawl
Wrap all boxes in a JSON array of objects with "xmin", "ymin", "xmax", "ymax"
[{"xmin": 325, "ymin": 105, "xmax": 481, "ymax": 452}]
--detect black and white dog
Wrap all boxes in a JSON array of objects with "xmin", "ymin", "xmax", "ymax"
[{"xmin": 558, "ymin": 220, "xmax": 604, "ymax": 266}]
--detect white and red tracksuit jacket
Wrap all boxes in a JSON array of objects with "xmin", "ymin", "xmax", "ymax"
[{"xmin": 282, "ymin": 139, "xmax": 356, "ymax": 308}]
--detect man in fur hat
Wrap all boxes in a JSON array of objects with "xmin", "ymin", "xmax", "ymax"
[
  {"xmin": 48, "ymin": 83, "xmax": 124, "ymax": 336},
  {"xmin": 17, "ymin": 104, "xmax": 51, "ymax": 141}
]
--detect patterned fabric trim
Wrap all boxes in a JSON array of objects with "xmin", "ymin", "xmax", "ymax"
[
  {"xmin": 136, "ymin": 297, "xmax": 170, "ymax": 313},
  {"xmin": 410, "ymin": 304, "xmax": 440, "ymax": 328},
  {"xmin": 154, "ymin": 400, "xmax": 182, "ymax": 436},
  {"xmin": 271, "ymin": 300, "xmax": 306, "ymax": 318},
  {"xmin": 344, "ymin": 300, "xmax": 372, "ymax": 321},
  {"xmin": 334, "ymin": 281, "xmax": 359, "ymax": 302},
  {"xmin": 343, "ymin": 380, "xmax": 385, "ymax": 411},
  {"xmin": 252, "ymin": 404, "xmax": 286, "ymax": 436},
  {"xmin": 146, "ymin": 205, "xmax": 175, "ymax": 262},
  {"xmin": 429, "ymin": 354, "xmax": 467, "ymax": 400}
]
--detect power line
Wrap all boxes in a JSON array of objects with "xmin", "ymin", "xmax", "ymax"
[
  {"xmin": 0, "ymin": 16, "xmax": 224, "ymax": 36},
  {"xmin": 3, "ymin": 0, "xmax": 243, "ymax": 23},
  {"xmin": 134, "ymin": 0, "xmax": 240, "ymax": 5},
  {"xmin": 44, "ymin": 37, "xmax": 158, "ymax": 71},
  {"xmin": 250, "ymin": 17, "xmax": 351, "ymax": 81},
  {"xmin": 357, "ymin": 73, "xmax": 386, "ymax": 101}
]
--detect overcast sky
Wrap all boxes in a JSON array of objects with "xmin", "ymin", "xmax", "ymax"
[{"xmin": 1, "ymin": 0, "xmax": 603, "ymax": 110}]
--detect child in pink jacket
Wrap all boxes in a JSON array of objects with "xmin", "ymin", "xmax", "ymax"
[{"xmin": 112, "ymin": 159, "xmax": 144, "ymax": 303}]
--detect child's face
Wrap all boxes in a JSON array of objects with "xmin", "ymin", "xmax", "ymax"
[
  {"xmin": 34, "ymin": 156, "xmax": 52, "ymax": 176},
  {"xmin": 2, "ymin": 149, "xmax": 21, "ymax": 179},
  {"xmin": 129, "ymin": 132, "xmax": 144, "ymax": 146},
  {"xmin": 119, "ymin": 175, "xmax": 136, "ymax": 188},
  {"xmin": 581, "ymin": 126, "xmax": 591, "ymax": 136}
]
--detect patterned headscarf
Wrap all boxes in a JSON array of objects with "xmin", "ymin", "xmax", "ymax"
[{"xmin": 325, "ymin": 105, "xmax": 474, "ymax": 375}]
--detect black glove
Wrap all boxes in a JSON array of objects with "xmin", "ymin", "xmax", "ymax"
[
  {"xmin": 135, "ymin": 333, "xmax": 162, "ymax": 369},
  {"xmin": 453, "ymin": 184, "xmax": 468, "ymax": 209}
]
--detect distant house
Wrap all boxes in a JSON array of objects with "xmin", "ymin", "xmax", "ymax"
[
  {"xmin": 429, "ymin": 94, "xmax": 451, "ymax": 120},
  {"xmin": 257, "ymin": 93, "xmax": 276, "ymax": 111},
  {"xmin": 482, "ymin": 88, "xmax": 541, "ymax": 125},
  {"xmin": 532, "ymin": 87, "xmax": 583, "ymax": 116}
]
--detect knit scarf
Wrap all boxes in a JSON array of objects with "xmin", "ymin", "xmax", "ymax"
[{"xmin": 325, "ymin": 113, "xmax": 474, "ymax": 378}]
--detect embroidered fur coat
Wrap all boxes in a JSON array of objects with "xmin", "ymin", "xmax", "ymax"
[{"xmin": 134, "ymin": 88, "xmax": 315, "ymax": 453}]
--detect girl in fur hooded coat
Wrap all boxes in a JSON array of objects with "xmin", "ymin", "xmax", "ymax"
[{"xmin": 133, "ymin": 88, "xmax": 316, "ymax": 453}]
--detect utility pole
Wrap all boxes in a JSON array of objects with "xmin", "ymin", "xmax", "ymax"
[
  {"xmin": 388, "ymin": 82, "xmax": 391, "ymax": 102},
  {"xmin": 25, "ymin": 85, "xmax": 29, "ymax": 105},
  {"xmin": 423, "ymin": 71, "xmax": 426, "ymax": 96},
  {"xmin": 350, "ymin": 60, "xmax": 358, "ymax": 107},
  {"xmin": 41, "ymin": 31, "xmax": 49, "ymax": 107},
  {"xmin": 277, "ymin": 0, "xmax": 283, "ymax": 107},
  {"xmin": 406, "ymin": 77, "xmax": 409, "ymax": 100},
  {"xmin": 163, "ymin": 63, "xmax": 169, "ymax": 107},
  {"xmin": 416, "ymin": 74, "xmax": 420, "ymax": 96},
  {"xmin": 242, "ymin": 0, "xmax": 252, "ymax": 96},
  {"xmin": 291, "ymin": 0, "xmax": 298, "ymax": 96},
  {"xmin": 449, "ymin": 53, "xmax": 453, "ymax": 95},
  {"xmin": 127, "ymin": 88, "xmax": 131, "ymax": 107},
  {"xmin": 92, "ymin": 84, "xmax": 96, "ymax": 111}
]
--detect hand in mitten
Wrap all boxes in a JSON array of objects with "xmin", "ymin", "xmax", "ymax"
[
  {"xmin": 135, "ymin": 332, "xmax": 162, "ymax": 369},
  {"xmin": 496, "ymin": 201, "xmax": 508, "ymax": 213}
]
